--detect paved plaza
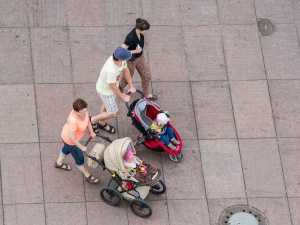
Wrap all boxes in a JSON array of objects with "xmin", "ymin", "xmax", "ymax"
[{"xmin": 1, "ymin": 0, "xmax": 300, "ymax": 224}]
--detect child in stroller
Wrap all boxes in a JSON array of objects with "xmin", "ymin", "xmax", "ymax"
[
  {"xmin": 150, "ymin": 112, "xmax": 180, "ymax": 150},
  {"xmin": 126, "ymin": 90, "xmax": 183, "ymax": 162},
  {"xmin": 85, "ymin": 136, "xmax": 166, "ymax": 218}
]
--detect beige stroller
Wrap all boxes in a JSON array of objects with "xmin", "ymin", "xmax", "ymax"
[{"xmin": 85, "ymin": 136, "xmax": 166, "ymax": 218}]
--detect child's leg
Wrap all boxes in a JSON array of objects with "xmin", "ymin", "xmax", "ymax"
[
  {"xmin": 165, "ymin": 126, "xmax": 180, "ymax": 145},
  {"xmin": 158, "ymin": 134, "xmax": 170, "ymax": 146}
]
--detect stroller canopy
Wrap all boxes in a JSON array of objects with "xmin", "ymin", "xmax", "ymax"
[
  {"xmin": 134, "ymin": 99, "xmax": 161, "ymax": 131},
  {"xmin": 104, "ymin": 137, "xmax": 138, "ymax": 172}
]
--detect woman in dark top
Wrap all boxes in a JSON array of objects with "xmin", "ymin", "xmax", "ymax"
[{"xmin": 119, "ymin": 18, "xmax": 157, "ymax": 100}]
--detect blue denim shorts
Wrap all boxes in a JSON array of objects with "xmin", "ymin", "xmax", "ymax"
[{"xmin": 61, "ymin": 141, "xmax": 84, "ymax": 166}]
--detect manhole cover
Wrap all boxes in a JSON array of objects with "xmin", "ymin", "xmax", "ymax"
[
  {"xmin": 219, "ymin": 205, "xmax": 268, "ymax": 225},
  {"xmin": 258, "ymin": 19, "xmax": 275, "ymax": 36}
]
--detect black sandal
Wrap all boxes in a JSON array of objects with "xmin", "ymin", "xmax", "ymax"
[
  {"xmin": 85, "ymin": 175, "xmax": 99, "ymax": 184},
  {"xmin": 54, "ymin": 162, "xmax": 72, "ymax": 171},
  {"xmin": 98, "ymin": 122, "xmax": 116, "ymax": 134},
  {"xmin": 89, "ymin": 116, "xmax": 99, "ymax": 133}
]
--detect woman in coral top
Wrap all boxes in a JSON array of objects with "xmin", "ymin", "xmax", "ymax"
[{"xmin": 54, "ymin": 98, "xmax": 99, "ymax": 184}]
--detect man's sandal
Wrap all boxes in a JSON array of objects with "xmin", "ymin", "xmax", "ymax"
[
  {"xmin": 85, "ymin": 175, "xmax": 99, "ymax": 184},
  {"xmin": 89, "ymin": 116, "xmax": 99, "ymax": 133},
  {"xmin": 98, "ymin": 122, "xmax": 116, "ymax": 134},
  {"xmin": 54, "ymin": 162, "xmax": 72, "ymax": 171}
]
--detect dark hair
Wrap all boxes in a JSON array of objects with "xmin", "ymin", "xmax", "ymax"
[
  {"xmin": 73, "ymin": 98, "xmax": 88, "ymax": 112},
  {"xmin": 136, "ymin": 18, "xmax": 150, "ymax": 31},
  {"xmin": 112, "ymin": 53, "xmax": 119, "ymax": 61}
]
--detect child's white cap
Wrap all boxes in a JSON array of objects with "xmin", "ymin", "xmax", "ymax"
[{"xmin": 157, "ymin": 113, "xmax": 169, "ymax": 125}]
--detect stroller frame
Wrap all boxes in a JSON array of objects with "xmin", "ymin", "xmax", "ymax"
[{"xmin": 84, "ymin": 135, "xmax": 166, "ymax": 218}]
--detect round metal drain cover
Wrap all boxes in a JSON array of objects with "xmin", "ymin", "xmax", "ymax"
[
  {"xmin": 258, "ymin": 19, "xmax": 275, "ymax": 36},
  {"xmin": 219, "ymin": 205, "xmax": 268, "ymax": 225}
]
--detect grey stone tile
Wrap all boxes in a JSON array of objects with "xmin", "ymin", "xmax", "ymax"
[
  {"xmin": 67, "ymin": 0, "xmax": 141, "ymax": 27},
  {"xmin": 0, "ymin": 205, "xmax": 2, "ymax": 225},
  {"xmin": 142, "ymin": 0, "xmax": 181, "ymax": 25},
  {"xmin": 148, "ymin": 51, "xmax": 189, "ymax": 82},
  {"xmin": 41, "ymin": 142, "xmax": 86, "ymax": 203},
  {"xmin": 127, "ymin": 200, "xmax": 169, "ymax": 225},
  {"xmin": 239, "ymin": 138, "xmax": 285, "ymax": 197},
  {"xmin": 269, "ymin": 80, "xmax": 300, "ymax": 137},
  {"xmin": 231, "ymin": 81, "xmax": 275, "ymax": 138},
  {"xmin": 179, "ymin": 0, "xmax": 219, "ymax": 25},
  {"xmin": 69, "ymin": 27, "xmax": 129, "ymax": 84},
  {"xmin": 217, "ymin": 0, "xmax": 256, "ymax": 24},
  {"xmin": 248, "ymin": 197, "xmax": 292, "ymax": 225},
  {"xmin": 86, "ymin": 201, "xmax": 127, "ymax": 225},
  {"xmin": 4, "ymin": 204, "xmax": 45, "ymax": 225},
  {"xmin": 0, "ymin": 85, "xmax": 38, "ymax": 143},
  {"xmin": 168, "ymin": 199, "xmax": 210, "ymax": 225},
  {"xmin": 278, "ymin": 138, "xmax": 300, "ymax": 197},
  {"xmin": 0, "ymin": 1, "xmax": 28, "ymax": 27},
  {"xmin": 191, "ymin": 81, "xmax": 236, "ymax": 139},
  {"xmin": 0, "ymin": 28, "xmax": 33, "ymax": 84},
  {"xmin": 254, "ymin": 0, "xmax": 295, "ymax": 23},
  {"xmin": 289, "ymin": 198, "xmax": 300, "ymax": 225},
  {"xmin": 208, "ymin": 198, "xmax": 247, "ymax": 225},
  {"xmin": 183, "ymin": 26, "xmax": 227, "ymax": 81},
  {"xmin": 261, "ymin": 24, "xmax": 300, "ymax": 79},
  {"xmin": 222, "ymin": 25, "xmax": 266, "ymax": 80},
  {"xmin": 0, "ymin": 143, "xmax": 43, "ymax": 204},
  {"xmin": 27, "ymin": 0, "xmax": 67, "ymax": 27},
  {"xmin": 200, "ymin": 139, "xmax": 246, "ymax": 198},
  {"xmin": 35, "ymin": 84, "xmax": 74, "ymax": 142},
  {"xmin": 162, "ymin": 140, "xmax": 206, "ymax": 199},
  {"xmin": 31, "ymin": 27, "xmax": 72, "ymax": 83},
  {"xmin": 45, "ymin": 203, "xmax": 86, "ymax": 225}
]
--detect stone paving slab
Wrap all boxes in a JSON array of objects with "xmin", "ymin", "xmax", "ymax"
[
  {"xmin": 45, "ymin": 202, "xmax": 86, "ymax": 225},
  {"xmin": 200, "ymin": 139, "xmax": 246, "ymax": 198},
  {"xmin": 278, "ymin": 138, "xmax": 300, "ymax": 197},
  {"xmin": 0, "ymin": 143, "xmax": 43, "ymax": 204},
  {"xmin": 248, "ymin": 197, "xmax": 292, "ymax": 225},
  {"xmin": 0, "ymin": 28, "xmax": 33, "ymax": 84},
  {"xmin": 0, "ymin": 85, "xmax": 38, "ymax": 143},
  {"xmin": 4, "ymin": 204, "xmax": 45, "ymax": 225},
  {"xmin": 222, "ymin": 25, "xmax": 265, "ymax": 80},
  {"xmin": 27, "ymin": 0, "xmax": 67, "ymax": 27},
  {"xmin": 218, "ymin": 0, "xmax": 256, "ymax": 25},
  {"xmin": 192, "ymin": 81, "xmax": 236, "ymax": 139},
  {"xmin": 261, "ymin": 24, "xmax": 300, "ymax": 80},
  {"xmin": 183, "ymin": 26, "xmax": 227, "ymax": 81},
  {"xmin": 31, "ymin": 27, "xmax": 72, "ymax": 83},
  {"xmin": 179, "ymin": 0, "xmax": 219, "ymax": 25},
  {"xmin": 269, "ymin": 80, "xmax": 300, "ymax": 137},
  {"xmin": 288, "ymin": 197, "xmax": 300, "ymax": 225},
  {"xmin": 168, "ymin": 199, "xmax": 210, "ymax": 225},
  {"xmin": 239, "ymin": 138, "xmax": 286, "ymax": 197},
  {"xmin": 0, "ymin": 1, "xmax": 28, "ymax": 27},
  {"xmin": 230, "ymin": 80, "xmax": 275, "ymax": 138}
]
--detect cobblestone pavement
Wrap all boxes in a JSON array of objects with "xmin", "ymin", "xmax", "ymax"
[{"xmin": 0, "ymin": 1, "xmax": 300, "ymax": 225}]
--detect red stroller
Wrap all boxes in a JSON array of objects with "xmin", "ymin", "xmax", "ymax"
[{"xmin": 126, "ymin": 90, "xmax": 183, "ymax": 162}]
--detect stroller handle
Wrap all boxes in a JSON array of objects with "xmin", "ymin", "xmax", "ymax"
[
  {"xmin": 125, "ymin": 89, "xmax": 145, "ymax": 109},
  {"xmin": 84, "ymin": 134, "xmax": 113, "ymax": 147}
]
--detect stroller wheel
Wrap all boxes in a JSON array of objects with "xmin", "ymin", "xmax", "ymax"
[
  {"xmin": 130, "ymin": 199, "xmax": 152, "ymax": 218},
  {"xmin": 169, "ymin": 152, "xmax": 183, "ymax": 162},
  {"xmin": 100, "ymin": 187, "xmax": 123, "ymax": 207},
  {"xmin": 150, "ymin": 179, "xmax": 166, "ymax": 195}
]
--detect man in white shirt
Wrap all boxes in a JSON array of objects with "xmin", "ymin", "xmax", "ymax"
[{"xmin": 90, "ymin": 47, "xmax": 136, "ymax": 134}]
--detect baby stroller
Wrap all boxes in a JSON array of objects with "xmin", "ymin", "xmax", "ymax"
[
  {"xmin": 126, "ymin": 90, "xmax": 183, "ymax": 162},
  {"xmin": 84, "ymin": 135, "xmax": 166, "ymax": 218}
]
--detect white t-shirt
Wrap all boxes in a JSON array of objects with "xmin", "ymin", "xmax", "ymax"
[{"xmin": 96, "ymin": 56, "xmax": 127, "ymax": 95}]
